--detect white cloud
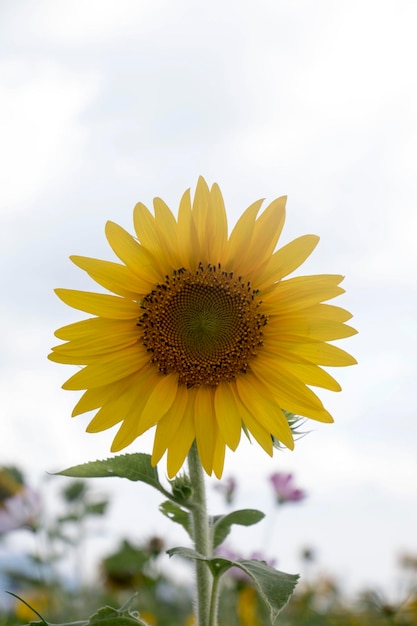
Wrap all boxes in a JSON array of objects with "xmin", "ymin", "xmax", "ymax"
[
  {"xmin": 0, "ymin": 58, "xmax": 98, "ymax": 213},
  {"xmin": 2, "ymin": 0, "xmax": 160, "ymax": 46}
]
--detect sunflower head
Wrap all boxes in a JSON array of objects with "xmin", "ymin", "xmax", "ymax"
[{"xmin": 49, "ymin": 177, "xmax": 357, "ymax": 478}]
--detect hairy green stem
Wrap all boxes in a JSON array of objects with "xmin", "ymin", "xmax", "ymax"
[
  {"xmin": 188, "ymin": 442, "xmax": 213, "ymax": 626},
  {"xmin": 208, "ymin": 572, "xmax": 221, "ymax": 626}
]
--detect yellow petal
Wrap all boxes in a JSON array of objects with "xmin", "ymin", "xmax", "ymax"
[
  {"xmin": 251, "ymin": 359, "xmax": 333, "ymax": 422},
  {"xmin": 177, "ymin": 188, "xmax": 200, "ymax": 270},
  {"xmin": 166, "ymin": 393, "xmax": 197, "ymax": 477},
  {"xmin": 136, "ymin": 373, "xmax": 179, "ymax": 436},
  {"xmin": 70, "ymin": 255, "xmax": 152, "ymax": 297},
  {"xmin": 112, "ymin": 369, "xmax": 178, "ymax": 450},
  {"xmin": 236, "ymin": 196, "xmax": 286, "ymax": 277},
  {"xmin": 133, "ymin": 202, "xmax": 160, "ymax": 250},
  {"xmin": 86, "ymin": 374, "xmax": 143, "ymax": 432},
  {"xmin": 224, "ymin": 199, "xmax": 264, "ymax": 269},
  {"xmin": 205, "ymin": 183, "xmax": 228, "ymax": 263},
  {"xmin": 257, "ymin": 354, "xmax": 342, "ymax": 391},
  {"xmin": 230, "ymin": 382, "xmax": 273, "ymax": 455},
  {"xmin": 153, "ymin": 197, "xmax": 178, "ymax": 233},
  {"xmin": 236, "ymin": 374, "xmax": 294, "ymax": 449},
  {"xmin": 177, "ymin": 187, "xmax": 192, "ymax": 226},
  {"xmin": 255, "ymin": 235, "xmax": 320, "ymax": 288},
  {"xmin": 51, "ymin": 327, "xmax": 139, "ymax": 358},
  {"xmin": 62, "ymin": 345, "xmax": 150, "ymax": 390},
  {"xmin": 214, "ymin": 382, "xmax": 241, "ymax": 451},
  {"xmin": 194, "ymin": 386, "xmax": 217, "ymax": 475},
  {"xmin": 108, "ymin": 368, "xmax": 163, "ymax": 450},
  {"xmin": 87, "ymin": 409, "xmax": 124, "ymax": 433},
  {"xmin": 105, "ymin": 221, "xmax": 163, "ymax": 283},
  {"xmin": 212, "ymin": 431, "xmax": 226, "ymax": 479},
  {"xmin": 270, "ymin": 302, "xmax": 354, "ymax": 324},
  {"xmin": 72, "ymin": 380, "xmax": 126, "ymax": 416},
  {"xmin": 54, "ymin": 317, "xmax": 134, "ymax": 341},
  {"xmin": 55, "ymin": 289, "xmax": 140, "ymax": 319},
  {"xmin": 152, "ymin": 197, "xmax": 182, "ymax": 268},
  {"xmin": 72, "ymin": 388, "xmax": 105, "ymax": 417},
  {"xmin": 48, "ymin": 351, "xmax": 94, "ymax": 365},
  {"xmin": 152, "ymin": 385, "xmax": 188, "ymax": 465},
  {"xmin": 263, "ymin": 275, "xmax": 345, "ymax": 312},
  {"xmin": 267, "ymin": 317, "xmax": 357, "ymax": 342},
  {"xmin": 191, "ymin": 176, "xmax": 210, "ymax": 258},
  {"xmin": 135, "ymin": 198, "xmax": 184, "ymax": 271},
  {"xmin": 250, "ymin": 196, "xmax": 286, "ymax": 252},
  {"xmin": 110, "ymin": 416, "xmax": 140, "ymax": 451},
  {"xmin": 264, "ymin": 339, "xmax": 358, "ymax": 367}
]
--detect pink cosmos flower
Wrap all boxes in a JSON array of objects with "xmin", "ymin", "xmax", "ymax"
[{"xmin": 269, "ymin": 472, "xmax": 306, "ymax": 505}]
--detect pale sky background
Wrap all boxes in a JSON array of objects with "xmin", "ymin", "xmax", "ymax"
[{"xmin": 1, "ymin": 0, "xmax": 417, "ymax": 601}]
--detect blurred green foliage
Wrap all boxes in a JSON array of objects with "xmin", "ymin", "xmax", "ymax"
[{"xmin": 1, "ymin": 474, "xmax": 416, "ymax": 626}]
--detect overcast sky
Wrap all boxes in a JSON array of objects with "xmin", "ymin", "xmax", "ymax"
[{"xmin": 1, "ymin": 0, "xmax": 417, "ymax": 599}]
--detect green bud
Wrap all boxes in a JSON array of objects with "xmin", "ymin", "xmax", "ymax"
[{"xmin": 170, "ymin": 473, "xmax": 193, "ymax": 501}]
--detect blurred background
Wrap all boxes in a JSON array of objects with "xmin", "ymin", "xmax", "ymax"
[{"xmin": 1, "ymin": 0, "xmax": 416, "ymax": 618}]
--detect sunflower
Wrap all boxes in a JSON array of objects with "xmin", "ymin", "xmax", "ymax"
[{"xmin": 49, "ymin": 177, "xmax": 356, "ymax": 478}]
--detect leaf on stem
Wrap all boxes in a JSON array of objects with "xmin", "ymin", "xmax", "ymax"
[
  {"xmin": 55, "ymin": 454, "xmax": 167, "ymax": 496},
  {"xmin": 167, "ymin": 547, "xmax": 299, "ymax": 624},
  {"xmin": 88, "ymin": 605, "xmax": 148, "ymax": 625},
  {"xmin": 212, "ymin": 508, "xmax": 265, "ymax": 548}
]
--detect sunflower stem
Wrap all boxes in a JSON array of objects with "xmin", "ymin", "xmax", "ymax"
[
  {"xmin": 188, "ymin": 441, "xmax": 214, "ymax": 626},
  {"xmin": 208, "ymin": 572, "xmax": 221, "ymax": 626}
]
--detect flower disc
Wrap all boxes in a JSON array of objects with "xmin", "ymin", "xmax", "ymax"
[{"xmin": 139, "ymin": 264, "xmax": 267, "ymax": 387}]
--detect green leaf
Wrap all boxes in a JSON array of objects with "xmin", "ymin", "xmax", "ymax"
[
  {"xmin": 212, "ymin": 509, "xmax": 265, "ymax": 548},
  {"xmin": 159, "ymin": 501, "xmax": 193, "ymax": 538},
  {"xmin": 237, "ymin": 559, "xmax": 299, "ymax": 623},
  {"xmin": 167, "ymin": 547, "xmax": 244, "ymax": 578},
  {"xmin": 167, "ymin": 546, "xmax": 203, "ymax": 561},
  {"xmin": 88, "ymin": 605, "xmax": 143, "ymax": 625},
  {"xmin": 103, "ymin": 540, "xmax": 148, "ymax": 575},
  {"xmin": 57, "ymin": 513, "xmax": 81, "ymax": 524},
  {"xmin": 55, "ymin": 454, "xmax": 168, "ymax": 497},
  {"xmin": 87, "ymin": 597, "xmax": 149, "ymax": 626},
  {"xmin": 85, "ymin": 501, "xmax": 108, "ymax": 516},
  {"xmin": 166, "ymin": 548, "xmax": 299, "ymax": 624},
  {"xmin": 62, "ymin": 480, "xmax": 87, "ymax": 502}
]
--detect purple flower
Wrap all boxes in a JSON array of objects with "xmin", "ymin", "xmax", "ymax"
[
  {"xmin": 213, "ymin": 476, "xmax": 237, "ymax": 505},
  {"xmin": 0, "ymin": 486, "xmax": 41, "ymax": 533},
  {"xmin": 269, "ymin": 472, "xmax": 306, "ymax": 505},
  {"xmin": 0, "ymin": 467, "xmax": 41, "ymax": 534}
]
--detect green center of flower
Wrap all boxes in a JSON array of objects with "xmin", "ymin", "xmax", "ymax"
[{"xmin": 138, "ymin": 263, "xmax": 267, "ymax": 387}]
